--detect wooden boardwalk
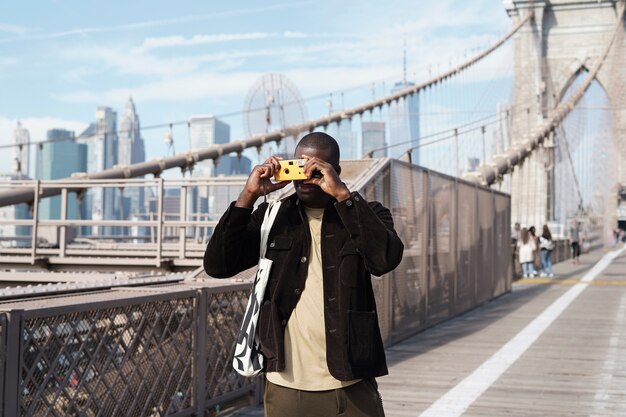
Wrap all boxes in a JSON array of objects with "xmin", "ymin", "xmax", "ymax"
[{"xmin": 222, "ymin": 244, "xmax": 626, "ymax": 416}]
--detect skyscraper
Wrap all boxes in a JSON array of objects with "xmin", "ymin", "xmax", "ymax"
[
  {"xmin": 118, "ymin": 98, "xmax": 146, "ymax": 222},
  {"xmin": 37, "ymin": 129, "xmax": 87, "ymax": 221},
  {"xmin": 13, "ymin": 122, "xmax": 30, "ymax": 176},
  {"xmin": 388, "ymin": 82, "xmax": 420, "ymax": 161},
  {"xmin": 78, "ymin": 106, "xmax": 119, "ymax": 236},
  {"xmin": 189, "ymin": 116, "xmax": 230, "ymax": 177},
  {"xmin": 327, "ymin": 120, "xmax": 357, "ymax": 160},
  {"xmin": 188, "ymin": 116, "xmax": 230, "ymax": 223},
  {"xmin": 361, "ymin": 121, "xmax": 387, "ymax": 158},
  {"xmin": 215, "ymin": 155, "xmax": 252, "ymax": 176},
  {"xmin": 0, "ymin": 173, "xmax": 30, "ymax": 242}
]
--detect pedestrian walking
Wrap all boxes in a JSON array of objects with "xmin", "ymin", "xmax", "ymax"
[
  {"xmin": 517, "ymin": 228, "xmax": 537, "ymax": 278},
  {"xmin": 570, "ymin": 221, "xmax": 581, "ymax": 264},
  {"xmin": 511, "ymin": 222, "xmax": 520, "ymax": 245},
  {"xmin": 538, "ymin": 224, "xmax": 555, "ymax": 277},
  {"xmin": 528, "ymin": 226, "xmax": 539, "ymax": 276}
]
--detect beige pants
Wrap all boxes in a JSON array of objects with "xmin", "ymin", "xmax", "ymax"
[{"xmin": 264, "ymin": 378, "xmax": 385, "ymax": 417}]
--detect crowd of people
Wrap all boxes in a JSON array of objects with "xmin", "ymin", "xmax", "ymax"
[{"xmin": 511, "ymin": 221, "xmax": 584, "ymax": 278}]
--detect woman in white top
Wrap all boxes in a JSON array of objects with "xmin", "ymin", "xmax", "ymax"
[{"xmin": 517, "ymin": 228, "xmax": 537, "ymax": 278}]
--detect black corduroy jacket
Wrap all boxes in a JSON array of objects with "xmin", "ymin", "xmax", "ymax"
[{"xmin": 203, "ymin": 191, "xmax": 404, "ymax": 381}]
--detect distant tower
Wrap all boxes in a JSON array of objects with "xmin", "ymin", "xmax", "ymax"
[
  {"xmin": 189, "ymin": 115, "xmax": 230, "ymax": 177},
  {"xmin": 327, "ymin": 120, "xmax": 357, "ymax": 160},
  {"xmin": 78, "ymin": 106, "xmax": 119, "ymax": 236},
  {"xmin": 118, "ymin": 98, "xmax": 146, "ymax": 222},
  {"xmin": 388, "ymin": 42, "xmax": 420, "ymax": 162},
  {"xmin": 13, "ymin": 122, "xmax": 30, "ymax": 176},
  {"xmin": 188, "ymin": 116, "xmax": 230, "ymax": 224},
  {"xmin": 361, "ymin": 121, "xmax": 387, "ymax": 158},
  {"xmin": 38, "ymin": 129, "xmax": 87, "ymax": 221}
]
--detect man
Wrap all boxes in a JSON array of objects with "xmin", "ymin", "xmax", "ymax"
[
  {"xmin": 570, "ymin": 221, "xmax": 581, "ymax": 264},
  {"xmin": 204, "ymin": 132, "xmax": 404, "ymax": 417}
]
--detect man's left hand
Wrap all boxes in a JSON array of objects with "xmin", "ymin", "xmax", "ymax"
[{"xmin": 301, "ymin": 154, "xmax": 351, "ymax": 202}]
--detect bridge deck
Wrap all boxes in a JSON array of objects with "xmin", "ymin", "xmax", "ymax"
[{"xmin": 223, "ymin": 244, "xmax": 626, "ymax": 417}]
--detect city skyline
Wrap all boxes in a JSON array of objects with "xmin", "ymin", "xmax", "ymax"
[{"xmin": 0, "ymin": 1, "xmax": 510, "ymax": 177}]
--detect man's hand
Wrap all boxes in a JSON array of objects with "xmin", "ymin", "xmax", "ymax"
[
  {"xmin": 300, "ymin": 154, "xmax": 351, "ymax": 202},
  {"xmin": 235, "ymin": 156, "xmax": 289, "ymax": 208}
]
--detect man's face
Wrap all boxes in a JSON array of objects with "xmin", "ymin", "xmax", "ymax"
[{"xmin": 293, "ymin": 145, "xmax": 338, "ymax": 208}]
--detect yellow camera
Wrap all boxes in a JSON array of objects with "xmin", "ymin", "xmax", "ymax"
[{"xmin": 274, "ymin": 159, "xmax": 307, "ymax": 181}]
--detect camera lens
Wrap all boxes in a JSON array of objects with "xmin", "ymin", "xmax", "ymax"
[{"xmin": 284, "ymin": 168, "xmax": 290, "ymax": 175}]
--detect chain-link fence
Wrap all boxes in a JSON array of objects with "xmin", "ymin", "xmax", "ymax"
[
  {"xmin": 0, "ymin": 283, "xmax": 259, "ymax": 417},
  {"xmin": 364, "ymin": 160, "xmax": 512, "ymax": 345}
]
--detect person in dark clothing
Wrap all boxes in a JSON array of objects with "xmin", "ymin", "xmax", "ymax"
[{"xmin": 204, "ymin": 132, "xmax": 404, "ymax": 417}]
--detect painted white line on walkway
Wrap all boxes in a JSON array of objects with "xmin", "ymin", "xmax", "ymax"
[{"xmin": 419, "ymin": 245, "xmax": 626, "ymax": 417}]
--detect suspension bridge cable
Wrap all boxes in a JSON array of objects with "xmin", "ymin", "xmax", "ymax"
[{"xmin": 0, "ymin": 13, "xmax": 532, "ymax": 208}]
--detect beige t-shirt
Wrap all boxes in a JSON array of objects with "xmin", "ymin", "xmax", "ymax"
[{"xmin": 266, "ymin": 206, "xmax": 360, "ymax": 391}]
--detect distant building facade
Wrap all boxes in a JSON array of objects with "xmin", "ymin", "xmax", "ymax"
[
  {"xmin": 361, "ymin": 121, "xmax": 387, "ymax": 158},
  {"xmin": 78, "ymin": 106, "xmax": 119, "ymax": 236},
  {"xmin": 327, "ymin": 120, "xmax": 357, "ymax": 160},
  {"xmin": 189, "ymin": 116, "xmax": 230, "ymax": 177},
  {"xmin": 118, "ymin": 98, "xmax": 146, "ymax": 224},
  {"xmin": 0, "ymin": 173, "xmax": 30, "ymax": 244},
  {"xmin": 189, "ymin": 116, "xmax": 230, "ymax": 221},
  {"xmin": 37, "ymin": 129, "xmax": 87, "ymax": 221},
  {"xmin": 12, "ymin": 122, "xmax": 30, "ymax": 176},
  {"xmin": 215, "ymin": 155, "xmax": 252, "ymax": 176},
  {"xmin": 388, "ymin": 82, "xmax": 420, "ymax": 161}
]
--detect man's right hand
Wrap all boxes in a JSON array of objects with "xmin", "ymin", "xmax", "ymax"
[{"xmin": 235, "ymin": 156, "xmax": 290, "ymax": 208}]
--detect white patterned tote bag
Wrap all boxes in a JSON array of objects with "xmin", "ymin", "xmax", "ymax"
[{"xmin": 232, "ymin": 200, "xmax": 281, "ymax": 377}]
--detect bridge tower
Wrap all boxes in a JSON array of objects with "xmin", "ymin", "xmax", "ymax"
[{"xmin": 506, "ymin": 0, "xmax": 626, "ymax": 233}]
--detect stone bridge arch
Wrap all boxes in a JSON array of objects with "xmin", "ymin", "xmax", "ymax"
[{"xmin": 505, "ymin": 0, "xmax": 625, "ymax": 233}]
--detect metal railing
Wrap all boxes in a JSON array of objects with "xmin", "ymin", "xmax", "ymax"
[
  {"xmin": 0, "ymin": 279, "xmax": 261, "ymax": 417},
  {"xmin": 0, "ymin": 177, "xmax": 247, "ymax": 269},
  {"xmin": 0, "ymin": 159, "xmax": 512, "ymax": 415}
]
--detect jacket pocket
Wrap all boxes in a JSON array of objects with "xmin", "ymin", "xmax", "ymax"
[{"xmin": 347, "ymin": 310, "xmax": 378, "ymax": 369}]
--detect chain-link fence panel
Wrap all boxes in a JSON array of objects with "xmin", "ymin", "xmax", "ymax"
[
  {"xmin": 456, "ymin": 182, "xmax": 478, "ymax": 313},
  {"xmin": 371, "ymin": 161, "xmax": 511, "ymax": 344},
  {"xmin": 17, "ymin": 292, "xmax": 196, "ymax": 417},
  {"xmin": 495, "ymin": 193, "xmax": 512, "ymax": 295},
  {"xmin": 477, "ymin": 190, "xmax": 496, "ymax": 305},
  {"xmin": 203, "ymin": 286, "xmax": 257, "ymax": 407},
  {"xmin": 388, "ymin": 163, "xmax": 426, "ymax": 343},
  {"xmin": 427, "ymin": 173, "xmax": 454, "ymax": 326}
]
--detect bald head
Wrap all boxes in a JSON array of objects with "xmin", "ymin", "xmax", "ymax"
[{"xmin": 295, "ymin": 132, "xmax": 340, "ymax": 166}]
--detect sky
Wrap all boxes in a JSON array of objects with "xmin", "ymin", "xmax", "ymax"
[{"xmin": 0, "ymin": 0, "xmax": 512, "ymax": 178}]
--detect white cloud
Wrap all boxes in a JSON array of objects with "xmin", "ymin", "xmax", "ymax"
[
  {"xmin": 138, "ymin": 32, "xmax": 278, "ymax": 52},
  {"xmin": 0, "ymin": 23, "xmax": 30, "ymax": 35},
  {"xmin": 0, "ymin": 57, "xmax": 19, "ymax": 69},
  {"xmin": 61, "ymin": 45, "xmax": 201, "ymax": 77},
  {"xmin": 0, "ymin": 1, "xmax": 315, "ymax": 44},
  {"xmin": 136, "ymin": 31, "xmax": 342, "ymax": 52}
]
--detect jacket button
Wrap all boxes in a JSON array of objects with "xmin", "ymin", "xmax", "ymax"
[
  {"xmin": 269, "ymin": 242, "xmax": 275, "ymax": 248},
  {"xmin": 346, "ymin": 200, "xmax": 353, "ymax": 207},
  {"xmin": 294, "ymin": 288, "xmax": 302, "ymax": 295},
  {"xmin": 354, "ymin": 196, "xmax": 360, "ymax": 202},
  {"xmin": 281, "ymin": 319, "xmax": 287, "ymax": 326},
  {"xmin": 300, "ymin": 256, "xmax": 307, "ymax": 263}
]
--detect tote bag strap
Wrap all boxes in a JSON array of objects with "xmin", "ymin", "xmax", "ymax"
[{"xmin": 260, "ymin": 200, "xmax": 282, "ymax": 258}]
